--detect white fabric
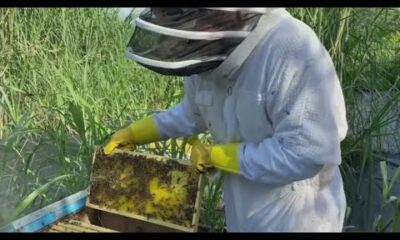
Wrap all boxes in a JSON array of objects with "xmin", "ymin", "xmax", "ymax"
[
  {"xmin": 126, "ymin": 49, "xmax": 226, "ymax": 69},
  {"xmin": 153, "ymin": 8, "xmax": 348, "ymax": 232},
  {"xmin": 135, "ymin": 17, "xmax": 250, "ymax": 40},
  {"xmin": 205, "ymin": 8, "xmax": 269, "ymax": 14}
]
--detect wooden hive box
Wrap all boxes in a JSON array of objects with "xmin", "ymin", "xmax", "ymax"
[{"xmin": 86, "ymin": 147, "xmax": 204, "ymax": 232}]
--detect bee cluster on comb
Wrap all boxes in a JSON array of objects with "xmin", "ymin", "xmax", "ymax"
[{"xmin": 88, "ymin": 147, "xmax": 202, "ymax": 230}]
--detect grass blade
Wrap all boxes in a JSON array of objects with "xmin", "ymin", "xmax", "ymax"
[{"xmin": 0, "ymin": 174, "xmax": 73, "ymax": 227}]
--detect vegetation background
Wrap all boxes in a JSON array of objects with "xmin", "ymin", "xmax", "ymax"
[{"xmin": 0, "ymin": 8, "xmax": 399, "ymax": 232}]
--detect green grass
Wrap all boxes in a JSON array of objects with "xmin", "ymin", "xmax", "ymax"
[
  {"xmin": 0, "ymin": 8, "xmax": 399, "ymax": 231},
  {"xmin": 0, "ymin": 8, "xmax": 183, "ymax": 226}
]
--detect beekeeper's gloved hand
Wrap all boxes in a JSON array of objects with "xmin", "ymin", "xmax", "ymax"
[
  {"xmin": 190, "ymin": 140, "xmax": 241, "ymax": 174},
  {"xmin": 104, "ymin": 116, "xmax": 161, "ymax": 155}
]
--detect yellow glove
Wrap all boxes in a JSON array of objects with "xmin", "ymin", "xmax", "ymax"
[
  {"xmin": 190, "ymin": 141, "xmax": 241, "ymax": 174},
  {"xmin": 104, "ymin": 116, "xmax": 161, "ymax": 155}
]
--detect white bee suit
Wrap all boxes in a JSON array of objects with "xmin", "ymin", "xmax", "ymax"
[{"xmin": 153, "ymin": 8, "xmax": 348, "ymax": 232}]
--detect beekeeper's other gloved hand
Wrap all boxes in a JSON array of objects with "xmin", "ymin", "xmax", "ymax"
[
  {"xmin": 190, "ymin": 140, "xmax": 241, "ymax": 174},
  {"xmin": 104, "ymin": 116, "xmax": 161, "ymax": 155}
]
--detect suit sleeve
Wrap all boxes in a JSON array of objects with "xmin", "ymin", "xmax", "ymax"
[
  {"xmin": 238, "ymin": 45, "xmax": 348, "ymax": 187},
  {"xmin": 152, "ymin": 78, "xmax": 207, "ymax": 140}
]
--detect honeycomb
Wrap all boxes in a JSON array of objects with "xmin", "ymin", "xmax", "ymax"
[{"xmin": 88, "ymin": 148, "xmax": 200, "ymax": 228}]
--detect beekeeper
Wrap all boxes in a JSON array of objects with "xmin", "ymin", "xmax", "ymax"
[{"xmin": 104, "ymin": 8, "xmax": 348, "ymax": 232}]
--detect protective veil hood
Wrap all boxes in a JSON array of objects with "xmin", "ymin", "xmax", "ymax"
[{"xmin": 126, "ymin": 8, "xmax": 272, "ymax": 76}]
